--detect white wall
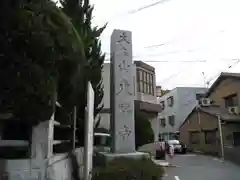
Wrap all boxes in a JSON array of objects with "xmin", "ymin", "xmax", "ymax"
[
  {"xmin": 158, "ymin": 87, "xmax": 207, "ymax": 140},
  {"xmin": 136, "ymin": 93, "xmax": 157, "ymax": 104}
]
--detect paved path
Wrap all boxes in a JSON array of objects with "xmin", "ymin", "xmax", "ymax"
[{"xmin": 163, "ymin": 154, "xmax": 240, "ymax": 180}]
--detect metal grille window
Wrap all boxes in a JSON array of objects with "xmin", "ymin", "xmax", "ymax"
[
  {"xmin": 136, "ymin": 69, "xmax": 154, "ymax": 95},
  {"xmin": 224, "ymin": 94, "xmax": 238, "ymax": 107},
  {"xmin": 204, "ymin": 130, "xmax": 216, "ymax": 144},
  {"xmin": 190, "ymin": 131, "xmax": 200, "ymax": 144}
]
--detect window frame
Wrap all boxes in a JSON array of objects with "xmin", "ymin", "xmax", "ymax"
[
  {"xmin": 224, "ymin": 94, "xmax": 238, "ymax": 107},
  {"xmin": 136, "ymin": 69, "xmax": 154, "ymax": 95},
  {"xmin": 196, "ymin": 93, "xmax": 204, "ymax": 101},
  {"xmin": 168, "ymin": 115, "xmax": 175, "ymax": 126},
  {"xmin": 160, "ymin": 118, "xmax": 166, "ymax": 127},
  {"xmin": 204, "ymin": 130, "xmax": 217, "ymax": 144},
  {"xmin": 189, "ymin": 131, "xmax": 200, "ymax": 144},
  {"xmin": 160, "ymin": 101, "xmax": 165, "ymax": 110},
  {"xmin": 167, "ymin": 96, "xmax": 174, "ymax": 107}
]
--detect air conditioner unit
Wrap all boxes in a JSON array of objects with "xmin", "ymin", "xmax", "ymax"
[
  {"xmin": 200, "ymin": 98, "xmax": 211, "ymax": 106},
  {"xmin": 228, "ymin": 106, "xmax": 239, "ymax": 115}
]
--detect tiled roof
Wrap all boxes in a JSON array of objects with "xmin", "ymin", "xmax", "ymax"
[
  {"xmin": 180, "ymin": 105, "xmax": 240, "ymax": 128},
  {"xmin": 199, "ymin": 105, "xmax": 240, "ymax": 121},
  {"xmin": 205, "ymin": 72, "xmax": 240, "ymax": 97}
]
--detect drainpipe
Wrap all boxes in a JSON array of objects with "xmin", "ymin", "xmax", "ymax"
[
  {"xmin": 196, "ymin": 107, "xmax": 201, "ymax": 125},
  {"xmin": 217, "ymin": 115, "xmax": 224, "ymax": 161},
  {"xmin": 196, "ymin": 107, "xmax": 201, "ymax": 152}
]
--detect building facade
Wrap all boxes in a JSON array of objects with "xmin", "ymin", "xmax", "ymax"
[
  {"xmin": 158, "ymin": 87, "xmax": 207, "ymax": 140},
  {"xmin": 179, "ymin": 72, "xmax": 240, "ymax": 164},
  {"xmin": 99, "ymin": 61, "xmax": 161, "ymax": 141}
]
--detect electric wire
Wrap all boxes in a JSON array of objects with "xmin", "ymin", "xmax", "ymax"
[{"xmin": 128, "ymin": 0, "xmax": 173, "ymax": 15}]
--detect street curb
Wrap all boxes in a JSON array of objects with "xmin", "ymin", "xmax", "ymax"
[{"xmin": 166, "ymin": 164, "xmax": 180, "ymax": 168}]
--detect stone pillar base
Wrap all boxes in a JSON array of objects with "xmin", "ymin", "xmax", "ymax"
[{"xmin": 98, "ymin": 151, "xmax": 150, "ymax": 165}]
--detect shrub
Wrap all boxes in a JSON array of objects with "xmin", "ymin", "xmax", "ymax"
[
  {"xmin": 135, "ymin": 111, "xmax": 154, "ymax": 148},
  {"xmin": 92, "ymin": 157, "xmax": 164, "ymax": 180}
]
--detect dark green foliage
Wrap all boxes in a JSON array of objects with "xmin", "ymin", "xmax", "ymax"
[
  {"xmin": 60, "ymin": 0, "xmax": 106, "ymax": 145},
  {"xmin": 0, "ymin": 0, "xmax": 87, "ymax": 126},
  {"xmin": 60, "ymin": 0, "xmax": 106, "ymax": 119},
  {"xmin": 135, "ymin": 111, "xmax": 154, "ymax": 148},
  {"xmin": 0, "ymin": 0, "xmax": 85, "ymax": 125},
  {"xmin": 92, "ymin": 158, "xmax": 164, "ymax": 180},
  {"xmin": 161, "ymin": 89, "xmax": 171, "ymax": 96}
]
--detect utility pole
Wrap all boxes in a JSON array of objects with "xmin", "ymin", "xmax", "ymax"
[
  {"xmin": 202, "ymin": 72, "xmax": 206, "ymax": 88},
  {"xmin": 217, "ymin": 115, "xmax": 224, "ymax": 161}
]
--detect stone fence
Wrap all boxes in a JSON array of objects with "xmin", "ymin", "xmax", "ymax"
[{"xmin": 0, "ymin": 147, "xmax": 84, "ymax": 180}]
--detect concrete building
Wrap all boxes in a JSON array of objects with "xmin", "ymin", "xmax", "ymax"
[
  {"xmin": 158, "ymin": 87, "xmax": 207, "ymax": 140},
  {"xmin": 99, "ymin": 61, "xmax": 161, "ymax": 141}
]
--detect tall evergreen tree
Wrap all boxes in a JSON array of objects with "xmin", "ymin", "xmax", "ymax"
[
  {"xmin": 61, "ymin": 0, "xmax": 106, "ymax": 117},
  {"xmin": 0, "ymin": 0, "xmax": 86, "ymax": 126},
  {"xmin": 60, "ymin": 0, "xmax": 106, "ymax": 145}
]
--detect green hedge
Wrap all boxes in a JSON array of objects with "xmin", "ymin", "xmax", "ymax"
[{"xmin": 92, "ymin": 157, "xmax": 164, "ymax": 180}]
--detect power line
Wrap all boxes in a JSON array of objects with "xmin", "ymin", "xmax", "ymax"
[
  {"xmin": 157, "ymin": 58, "xmax": 240, "ymax": 86},
  {"xmin": 205, "ymin": 59, "xmax": 240, "ymax": 87},
  {"xmin": 105, "ymin": 48, "xmax": 201, "ymax": 59},
  {"xmin": 158, "ymin": 70, "xmax": 185, "ymax": 83},
  {"xmin": 139, "ymin": 49, "xmax": 196, "ymax": 57},
  {"xmin": 135, "ymin": 60, "xmax": 206, "ymax": 63},
  {"xmin": 104, "ymin": 59, "xmax": 206, "ymax": 63},
  {"xmin": 144, "ymin": 40, "xmax": 173, "ymax": 49},
  {"xmin": 128, "ymin": 0, "xmax": 173, "ymax": 15}
]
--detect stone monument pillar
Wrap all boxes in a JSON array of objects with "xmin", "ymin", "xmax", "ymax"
[{"xmin": 110, "ymin": 29, "xmax": 135, "ymax": 153}]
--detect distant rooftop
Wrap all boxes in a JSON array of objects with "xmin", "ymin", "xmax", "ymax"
[
  {"xmin": 134, "ymin": 61, "xmax": 155, "ymax": 72},
  {"xmin": 205, "ymin": 72, "xmax": 240, "ymax": 97}
]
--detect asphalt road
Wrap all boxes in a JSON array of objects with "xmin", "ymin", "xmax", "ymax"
[{"xmin": 163, "ymin": 154, "xmax": 240, "ymax": 180}]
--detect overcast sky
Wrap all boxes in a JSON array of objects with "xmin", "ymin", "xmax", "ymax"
[{"xmin": 90, "ymin": 0, "xmax": 240, "ymax": 89}]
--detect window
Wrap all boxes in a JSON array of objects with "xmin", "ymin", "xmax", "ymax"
[
  {"xmin": 160, "ymin": 118, "xmax": 166, "ymax": 127},
  {"xmin": 196, "ymin": 94, "xmax": 204, "ymax": 101},
  {"xmin": 233, "ymin": 132, "xmax": 240, "ymax": 146},
  {"xmin": 224, "ymin": 94, "xmax": 238, "ymax": 107},
  {"xmin": 160, "ymin": 101, "xmax": 165, "ymax": 110},
  {"xmin": 190, "ymin": 131, "xmax": 200, "ymax": 144},
  {"xmin": 136, "ymin": 69, "xmax": 154, "ymax": 95},
  {"xmin": 139, "ymin": 70, "xmax": 143, "ymax": 81},
  {"xmin": 168, "ymin": 115, "xmax": 175, "ymax": 126},
  {"xmin": 167, "ymin": 96, "xmax": 174, "ymax": 107},
  {"xmin": 140, "ymin": 81, "xmax": 143, "ymax": 92},
  {"xmin": 204, "ymin": 130, "xmax": 216, "ymax": 144}
]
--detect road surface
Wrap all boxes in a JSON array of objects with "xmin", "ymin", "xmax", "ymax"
[{"xmin": 163, "ymin": 154, "xmax": 240, "ymax": 180}]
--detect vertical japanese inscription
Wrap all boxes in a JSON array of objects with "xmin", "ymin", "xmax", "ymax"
[
  {"xmin": 118, "ymin": 60, "xmax": 130, "ymax": 72},
  {"xmin": 111, "ymin": 29, "xmax": 135, "ymax": 153},
  {"xmin": 117, "ymin": 31, "xmax": 130, "ymax": 44},
  {"xmin": 118, "ymin": 125, "xmax": 132, "ymax": 140},
  {"xmin": 116, "ymin": 78, "xmax": 132, "ymax": 96}
]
